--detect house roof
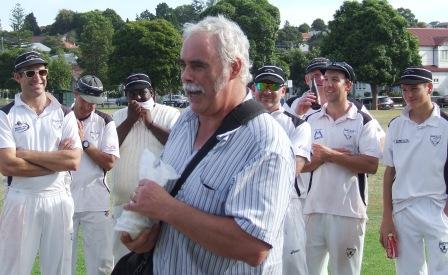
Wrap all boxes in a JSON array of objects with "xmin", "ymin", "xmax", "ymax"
[
  {"xmin": 408, "ymin": 28, "xmax": 448, "ymax": 46},
  {"xmin": 423, "ymin": 65, "xmax": 448, "ymax": 73}
]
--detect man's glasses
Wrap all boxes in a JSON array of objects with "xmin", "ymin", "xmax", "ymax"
[
  {"xmin": 20, "ymin": 69, "xmax": 48, "ymax": 78},
  {"xmin": 255, "ymin": 82, "xmax": 282, "ymax": 92}
]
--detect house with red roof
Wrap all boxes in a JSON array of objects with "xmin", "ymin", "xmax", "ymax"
[{"xmin": 408, "ymin": 28, "xmax": 448, "ymax": 96}]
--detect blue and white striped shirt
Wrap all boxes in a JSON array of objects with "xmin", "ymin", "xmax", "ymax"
[{"xmin": 156, "ymin": 108, "xmax": 295, "ymax": 274}]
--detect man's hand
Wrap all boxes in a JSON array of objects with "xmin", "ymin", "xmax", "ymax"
[
  {"xmin": 127, "ymin": 100, "xmax": 143, "ymax": 123},
  {"xmin": 379, "ymin": 216, "xmax": 398, "ymax": 249},
  {"xmin": 120, "ymin": 224, "xmax": 161, "ymax": 253},
  {"xmin": 141, "ymin": 109, "xmax": 153, "ymax": 129},
  {"xmin": 124, "ymin": 179, "xmax": 175, "ymax": 221},
  {"xmin": 58, "ymin": 138, "xmax": 75, "ymax": 150},
  {"xmin": 295, "ymin": 92, "xmax": 318, "ymax": 116}
]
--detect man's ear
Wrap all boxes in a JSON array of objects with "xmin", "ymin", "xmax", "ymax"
[
  {"xmin": 427, "ymin": 83, "xmax": 433, "ymax": 95},
  {"xmin": 13, "ymin": 72, "xmax": 21, "ymax": 83},
  {"xmin": 229, "ymin": 58, "xmax": 242, "ymax": 80}
]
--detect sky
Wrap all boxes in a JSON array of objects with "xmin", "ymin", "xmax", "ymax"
[{"xmin": 1, "ymin": 0, "xmax": 446, "ymax": 31}]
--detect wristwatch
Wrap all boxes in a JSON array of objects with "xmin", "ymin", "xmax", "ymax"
[{"xmin": 82, "ymin": 140, "xmax": 90, "ymax": 150}]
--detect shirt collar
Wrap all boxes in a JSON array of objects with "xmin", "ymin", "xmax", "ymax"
[
  {"xmin": 402, "ymin": 103, "xmax": 442, "ymax": 127},
  {"xmin": 318, "ymin": 102, "xmax": 358, "ymax": 121}
]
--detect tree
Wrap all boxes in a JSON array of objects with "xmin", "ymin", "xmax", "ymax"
[
  {"xmin": 321, "ymin": 0, "xmax": 421, "ymax": 109},
  {"xmin": 311, "ymin": 18, "xmax": 326, "ymax": 31},
  {"xmin": 47, "ymin": 54, "xmax": 72, "ymax": 91},
  {"xmin": 109, "ymin": 19, "xmax": 182, "ymax": 93},
  {"xmin": 78, "ymin": 12, "xmax": 114, "ymax": 86},
  {"xmin": 42, "ymin": 36, "xmax": 65, "ymax": 54},
  {"xmin": 276, "ymin": 21, "xmax": 303, "ymax": 49},
  {"xmin": 102, "ymin": 9, "xmax": 124, "ymax": 30},
  {"xmin": 23, "ymin": 13, "xmax": 41, "ymax": 35},
  {"xmin": 136, "ymin": 10, "xmax": 155, "ymax": 20},
  {"xmin": 9, "ymin": 3, "xmax": 26, "ymax": 44},
  {"xmin": 298, "ymin": 23, "xmax": 310, "ymax": 33},
  {"xmin": 202, "ymin": 0, "xmax": 281, "ymax": 70},
  {"xmin": 50, "ymin": 9, "xmax": 76, "ymax": 35},
  {"xmin": 396, "ymin": 7, "xmax": 418, "ymax": 27},
  {"xmin": 173, "ymin": 5, "xmax": 199, "ymax": 29},
  {"xmin": 0, "ymin": 48, "xmax": 22, "ymax": 91}
]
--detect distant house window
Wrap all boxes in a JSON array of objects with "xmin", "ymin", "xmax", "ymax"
[
  {"xmin": 442, "ymin": 50, "xmax": 448, "ymax": 61},
  {"xmin": 434, "ymin": 78, "xmax": 439, "ymax": 83}
]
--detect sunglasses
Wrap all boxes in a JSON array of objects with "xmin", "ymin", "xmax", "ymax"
[
  {"xmin": 255, "ymin": 82, "xmax": 283, "ymax": 92},
  {"xmin": 21, "ymin": 69, "xmax": 48, "ymax": 78}
]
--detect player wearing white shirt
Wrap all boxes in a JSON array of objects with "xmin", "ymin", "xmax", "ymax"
[
  {"xmin": 380, "ymin": 67, "xmax": 448, "ymax": 274},
  {"xmin": 0, "ymin": 51, "xmax": 82, "ymax": 275},
  {"xmin": 254, "ymin": 65, "xmax": 312, "ymax": 275},
  {"xmin": 303, "ymin": 62, "xmax": 381, "ymax": 275},
  {"xmin": 70, "ymin": 75, "xmax": 120, "ymax": 275},
  {"xmin": 110, "ymin": 73, "xmax": 180, "ymax": 261}
]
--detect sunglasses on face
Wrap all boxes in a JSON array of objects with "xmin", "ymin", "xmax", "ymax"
[
  {"xmin": 255, "ymin": 82, "xmax": 283, "ymax": 92},
  {"xmin": 20, "ymin": 69, "xmax": 48, "ymax": 78}
]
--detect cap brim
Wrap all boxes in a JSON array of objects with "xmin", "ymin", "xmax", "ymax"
[
  {"xmin": 125, "ymin": 83, "xmax": 150, "ymax": 92},
  {"xmin": 79, "ymin": 94, "xmax": 105, "ymax": 104},
  {"xmin": 254, "ymin": 75, "xmax": 284, "ymax": 84},
  {"xmin": 15, "ymin": 60, "xmax": 48, "ymax": 71}
]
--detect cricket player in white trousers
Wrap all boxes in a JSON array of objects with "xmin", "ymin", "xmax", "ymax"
[{"xmin": 0, "ymin": 51, "xmax": 82, "ymax": 275}]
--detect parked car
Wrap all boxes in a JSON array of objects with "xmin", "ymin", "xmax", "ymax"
[
  {"xmin": 360, "ymin": 96, "xmax": 394, "ymax": 110},
  {"xmin": 436, "ymin": 95, "xmax": 448, "ymax": 107},
  {"xmin": 163, "ymin": 94, "xmax": 189, "ymax": 108},
  {"xmin": 116, "ymin": 96, "xmax": 128, "ymax": 106}
]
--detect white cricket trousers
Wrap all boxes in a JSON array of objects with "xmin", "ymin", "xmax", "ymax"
[
  {"xmin": 0, "ymin": 188, "xmax": 74, "ymax": 275},
  {"xmin": 283, "ymin": 197, "xmax": 308, "ymax": 275},
  {"xmin": 72, "ymin": 211, "xmax": 114, "ymax": 275},
  {"xmin": 305, "ymin": 213, "xmax": 366, "ymax": 275},
  {"xmin": 393, "ymin": 198, "xmax": 448, "ymax": 275}
]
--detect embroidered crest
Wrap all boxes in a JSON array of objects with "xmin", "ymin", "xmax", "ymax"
[
  {"xmin": 314, "ymin": 129, "xmax": 323, "ymax": 140},
  {"xmin": 430, "ymin": 135, "xmax": 441, "ymax": 146},
  {"xmin": 439, "ymin": 241, "xmax": 448, "ymax": 253},
  {"xmin": 394, "ymin": 139, "xmax": 409, "ymax": 144},
  {"xmin": 343, "ymin": 128, "xmax": 355, "ymax": 140},
  {"xmin": 346, "ymin": 247, "xmax": 357, "ymax": 258},
  {"xmin": 52, "ymin": 119, "xmax": 62, "ymax": 129},
  {"xmin": 89, "ymin": 131, "xmax": 100, "ymax": 141},
  {"xmin": 14, "ymin": 121, "xmax": 30, "ymax": 133}
]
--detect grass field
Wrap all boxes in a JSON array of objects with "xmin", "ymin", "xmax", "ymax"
[{"xmin": 0, "ymin": 108, "xmax": 403, "ymax": 274}]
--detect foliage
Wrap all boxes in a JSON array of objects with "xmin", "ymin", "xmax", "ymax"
[
  {"xmin": 396, "ymin": 8, "xmax": 418, "ymax": 27},
  {"xmin": 50, "ymin": 9, "xmax": 76, "ymax": 35},
  {"xmin": 202, "ymin": 0, "xmax": 281, "ymax": 70},
  {"xmin": 78, "ymin": 12, "xmax": 114, "ymax": 87},
  {"xmin": 23, "ymin": 13, "xmax": 41, "ymax": 35},
  {"xmin": 136, "ymin": 10, "xmax": 156, "ymax": 21},
  {"xmin": 298, "ymin": 23, "xmax": 310, "ymax": 33},
  {"xmin": 102, "ymin": 9, "xmax": 125, "ymax": 30},
  {"xmin": 47, "ymin": 54, "xmax": 72, "ymax": 91},
  {"xmin": 311, "ymin": 18, "xmax": 326, "ymax": 31},
  {"xmin": 276, "ymin": 21, "xmax": 303, "ymax": 49},
  {"xmin": 42, "ymin": 36, "xmax": 65, "ymax": 55},
  {"xmin": 109, "ymin": 19, "xmax": 182, "ymax": 94},
  {"xmin": 0, "ymin": 48, "xmax": 22, "ymax": 90},
  {"xmin": 9, "ymin": 3, "xmax": 25, "ymax": 32},
  {"xmin": 321, "ymin": 0, "xmax": 421, "ymax": 109},
  {"xmin": 286, "ymin": 47, "xmax": 322, "ymax": 94}
]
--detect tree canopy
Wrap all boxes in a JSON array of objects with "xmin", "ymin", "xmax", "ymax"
[
  {"xmin": 23, "ymin": 13, "xmax": 41, "ymax": 35},
  {"xmin": 311, "ymin": 18, "xmax": 326, "ymax": 31},
  {"xmin": 321, "ymin": 0, "xmax": 421, "ymax": 108},
  {"xmin": 276, "ymin": 21, "xmax": 303, "ymax": 49},
  {"xmin": 109, "ymin": 19, "xmax": 182, "ymax": 93},
  {"xmin": 47, "ymin": 54, "xmax": 72, "ymax": 91},
  {"xmin": 396, "ymin": 7, "xmax": 418, "ymax": 27}
]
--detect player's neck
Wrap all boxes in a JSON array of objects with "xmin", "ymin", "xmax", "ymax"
[{"xmin": 409, "ymin": 101, "xmax": 434, "ymax": 124}]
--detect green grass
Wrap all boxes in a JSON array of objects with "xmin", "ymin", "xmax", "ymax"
[{"xmin": 0, "ymin": 108, "xmax": 404, "ymax": 274}]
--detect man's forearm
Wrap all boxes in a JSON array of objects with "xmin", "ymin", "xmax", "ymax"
[
  {"xmin": 116, "ymin": 118, "xmax": 135, "ymax": 145},
  {"xmin": 163, "ymin": 199, "xmax": 270, "ymax": 267},
  {"xmin": 19, "ymin": 149, "xmax": 82, "ymax": 172},
  {"xmin": 144, "ymin": 121, "xmax": 171, "ymax": 145},
  {"xmin": 329, "ymin": 153, "xmax": 378, "ymax": 174},
  {"xmin": 84, "ymin": 145, "xmax": 117, "ymax": 171},
  {"xmin": 382, "ymin": 166, "xmax": 395, "ymax": 218}
]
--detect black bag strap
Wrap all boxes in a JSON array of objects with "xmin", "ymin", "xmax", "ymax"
[{"xmin": 169, "ymin": 99, "xmax": 266, "ymax": 197}]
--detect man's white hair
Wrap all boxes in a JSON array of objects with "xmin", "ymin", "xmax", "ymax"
[{"xmin": 183, "ymin": 15, "xmax": 252, "ymax": 85}]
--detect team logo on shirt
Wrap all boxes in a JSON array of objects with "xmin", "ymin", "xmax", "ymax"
[
  {"xmin": 52, "ymin": 119, "xmax": 62, "ymax": 129},
  {"xmin": 430, "ymin": 135, "xmax": 441, "ymax": 146},
  {"xmin": 89, "ymin": 131, "xmax": 100, "ymax": 141},
  {"xmin": 343, "ymin": 128, "xmax": 355, "ymax": 140},
  {"xmin": 314, "ymin": 129, "xmax": 323, "ymax": 140},
  {"xmin": 346, "ymin": 247, "xmax": 357, "ymax": 258},
  {"xmin": 439, "ymin": 241, "xmax": 448, "ymax": 253},
  {"xmin": 13, "ymin": 121, "xmax": 30, "ymax": 133},
  {"xmin": 394, "ymin": 139, "xmax": 409, "ymax": 144}
]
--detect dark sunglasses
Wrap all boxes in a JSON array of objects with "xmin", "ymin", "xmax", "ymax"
[
  {"xmin": 255, "ymin": 82, "xmax": 283, "ymax": 92},
  {"xmin": 21, "ymin": 69, "xmax": 48, "ymax": 78}
]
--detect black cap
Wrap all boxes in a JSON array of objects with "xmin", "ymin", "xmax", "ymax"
[
  {"xmin": 399, "ymin": 67, "xmax": 432, "ymax": 84},
  {"xmin": 254, "ymin": 65, "xmax": 286, "ymax": 84},
  {"xmin": 76, "ymin": 75, "xmax": 105, "ymax": 104},
  {"xmin": 14, "ymin": 51, "xmax": 48, "ymax": 72},
  {"xmin": 124, "ymin": 73, "xmax": 152, "ymax": 92},
  {"xmin": 305, "ymin": 57, "xmax": 330, "ymax": 74},
  {"xmin": 324, "ymin": 61, "xmax": 356, "ymax": 82}
]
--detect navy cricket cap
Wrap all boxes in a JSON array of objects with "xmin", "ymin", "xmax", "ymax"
[
  {"xmin": 14, "ymin": 51, "xmax": 48, "ymax": 72},
  {"xmin": 124, "ymin": 73, "xmax": 152, "ymax": 92},
  {"xmin": 305, "ymin": 57, "xmax": 330, "ymax": 74},
  {"xmin": 399, "ymin": 67, "xmax": 432, "ymax": 84},
  {"xmin": 324, "ymin": 61, "xmax": 356, "ymax": 82},
  {"xmin": 76, "ymin": 75, "xmax": 105, "ymax": 104},
  {"xmin": 254, "ymin": 65, "xmax": 286, "ymax": 84}
]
